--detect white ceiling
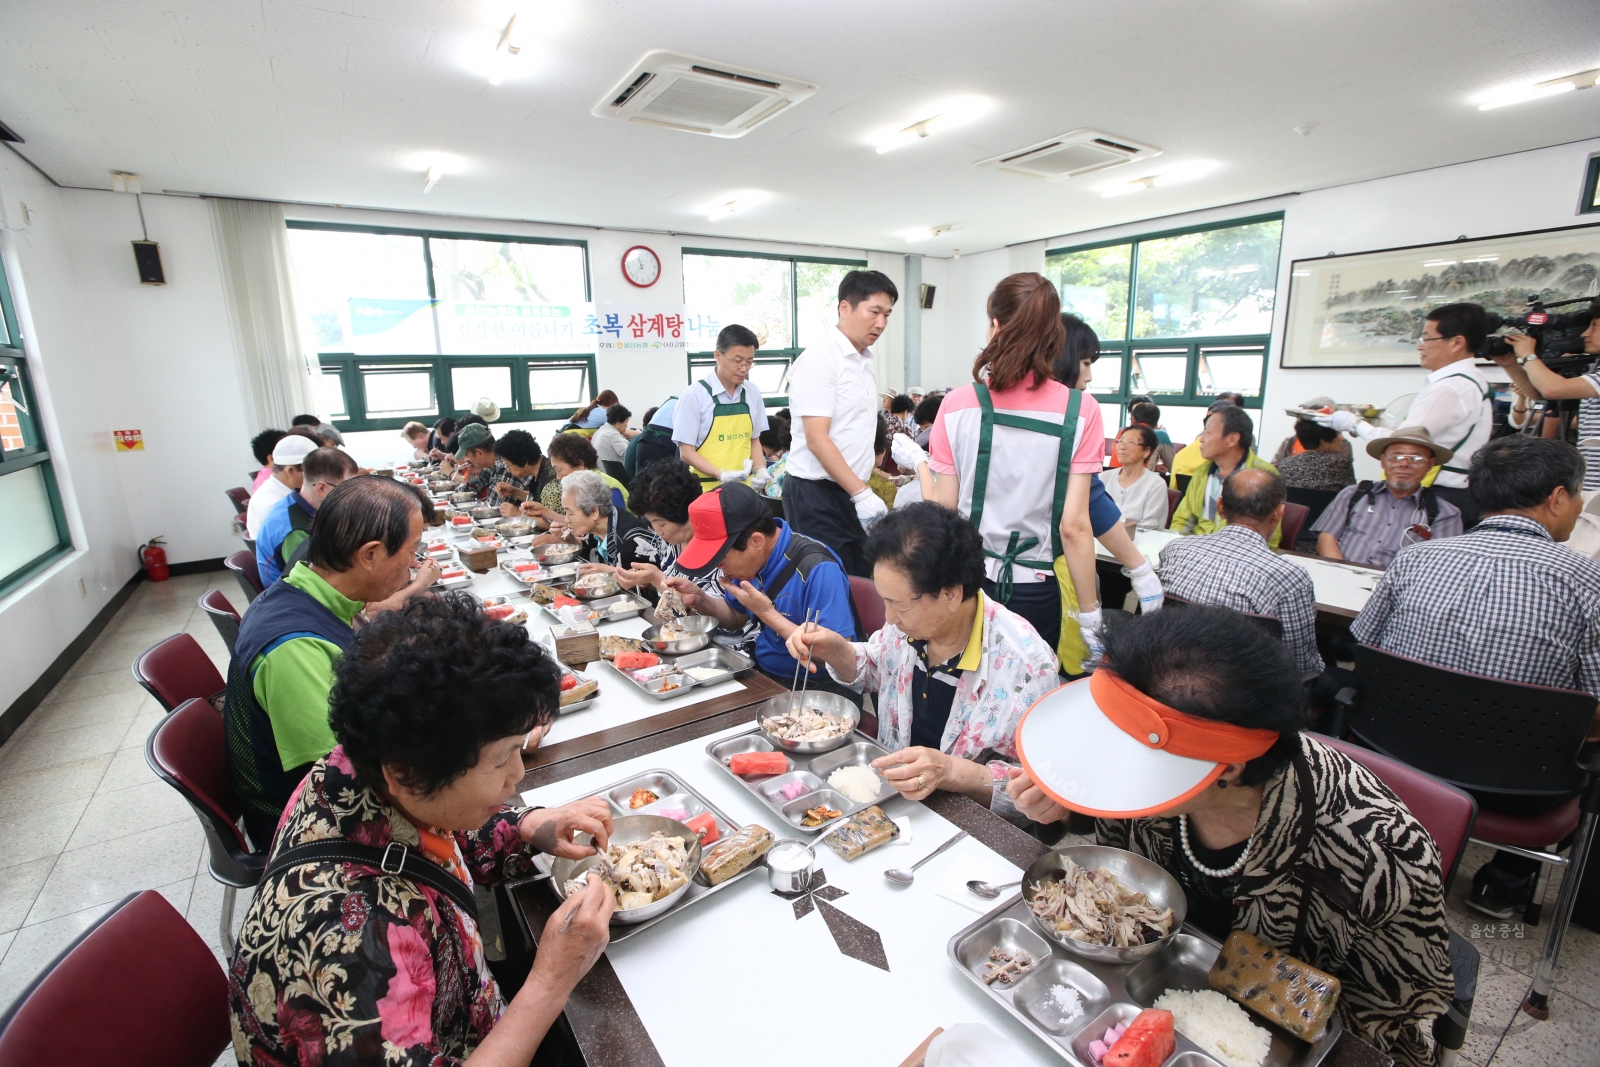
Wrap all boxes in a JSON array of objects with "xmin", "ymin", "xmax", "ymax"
[{"xmin": 2, "ymin": 0, "xmax": 1598, "ymax": 256}]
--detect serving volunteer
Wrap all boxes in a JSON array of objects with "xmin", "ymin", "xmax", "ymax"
[{"xmin": 673, "ymin": 323, "xmax": 770, "ymax": 491}]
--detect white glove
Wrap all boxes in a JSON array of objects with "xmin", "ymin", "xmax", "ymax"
[
  {"xmin": 1128, "ymin": 562, "xmax": 1164, "ymax": 613},
  {"xmin": 1313, "ymin": 410, "xmax": 1371, "ymax": 436},
  {"xmin": 719, "ymin": 460, "xmax": 753, "ymax": 484},
  {"xmin": 749, "ymin": 467, "xmax": 772, "ymax": 492},
  {"xmin": 890, "ymin": 433, "xmax": 929, "ymax": 472},
  {"xmin": 851, "ymin": 486, "xmax": 889, "ymax": 528},
  {"xmin": 1074, "ymin": 607, "xmax": 1106, "ymax": 666}
]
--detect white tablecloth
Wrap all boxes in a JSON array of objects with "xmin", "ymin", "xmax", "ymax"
[
  {"xmin": 521, "ymin": 722, "xmax": 1060, "ymax": 1067},
  {"xmin": 422, "ymin": 530, "xmax": 747, "ymax": 750}
]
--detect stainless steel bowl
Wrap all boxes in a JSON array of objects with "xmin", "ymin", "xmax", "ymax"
[
  {"xmin": 638, "ymin": 616, "xmax": 717, "ymax": 655},
  {"xmin": 548, "ymin": 814, "xmax": 703, "ymax": 925},
  {"xmin": 573, "ymin": 573, "xmax": 621, "ymax": 600},
  {"xmin": 470, "ymin": 505, "xmax": 499, "ymax": 521},
  {"xmin": 535, "ymin": 542, "xmax": 582, "ymax": 565},
  {"xmin": 755, "ymin": 691, "xmax": 860, "ymax": 754},
  {"xmin": 450, "ymin": 491, "xmax": 479, "ymax": 504},
  {"xmin": 765, "ymin": 840, "xmax": 816, "ymax": 893},
  {"xmin": 1020, "ymin": 845, "xmax": 1187, "ymax": 963},
  {"xmin": 428, "ymin": 480, "xmax": 454, "ymax": 492},
  {"xmin": 499, "ymin": 518, "xmax": 534, "ymax": 538}
]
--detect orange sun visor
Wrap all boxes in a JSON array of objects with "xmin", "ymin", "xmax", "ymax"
[{"xmin": 1090, "ymin": 670, "xmax": 1279, "ymax": 765}]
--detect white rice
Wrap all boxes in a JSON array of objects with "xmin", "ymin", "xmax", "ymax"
[
  {"xmin": 1153, "ymin": 989, "xmax": 1272, "ymax": 1067},
  {"xmin": 827, "ymin": 765, "xmax": 883, "ymax": 803}
]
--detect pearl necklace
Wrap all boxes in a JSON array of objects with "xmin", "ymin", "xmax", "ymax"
[{"xmin": 1179, "ymin": 815, "xmax": 1251, "ymax": 879}]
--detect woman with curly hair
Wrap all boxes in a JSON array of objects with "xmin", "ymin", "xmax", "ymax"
[{"xmin": 228, "ymin": 593, "xmax": 616, "ymax": 1066}]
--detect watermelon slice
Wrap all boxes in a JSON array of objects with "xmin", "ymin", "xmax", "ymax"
[
  {"xmin": 685, "ymin": 813, "xmax": 720, "ymax": 845},
  {"xmin": 512, "ymin": 562, "xmax": 541, "ymax": 573},
  {"xmin": 613, "ymin": 651, "xmax": 660, "ymax": 671},
  {"xmin": 729, "ymin": 751, "xmax": 788, "ymax": 777},
  {"xmin": 559, "ymin": 674, "xmax": 580, "ymax": 692},
  {"xmin": 484, "ymin": 605, "xmax": 515, "ymax": 620},
  {"xmin": 1103, "ymin": 1010, "xmax": 1174, "ymax": 1067},
  {"xmin": 553, "ymin": 595, "xmax": 581, "ymax": 609}
]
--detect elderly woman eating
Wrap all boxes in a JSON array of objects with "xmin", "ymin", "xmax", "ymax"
[
  {"xmin": 561, "ymin": 468, "xmax": 663, "ymax": 581},
  {"xmin": 786, "ymin": 502, "xmax": 1060, "ymax": 809},
  {"xmin": 1007, "ymin": 607, "xmax": 1452, "ymax": 1067},
  {"xmin": 229, "ymin": 593, "xmax": 617, "ymax": 1066}
]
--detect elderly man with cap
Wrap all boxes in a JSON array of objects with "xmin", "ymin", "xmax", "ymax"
[
  {"xmin": 662, "ymin": 482, "xmax": 859, "ymax": 702},
  {"xmin": 1006, "ymin": 607, "xmax": 1451, "ymax": 1067},
  {"xmin": 246, "ymin": 432, "xmax": 318, "ymax": 540},
  {"xmin": 255, "ymin": 446, "xmax": 359, "ymax": 586},
  {"xmin": 1312, "ymin": 426, "xmax": 1464, "ymax": 568},
  {"xmin": 448, "ymin": 422, "xmax": 502, "ymax": 500}
]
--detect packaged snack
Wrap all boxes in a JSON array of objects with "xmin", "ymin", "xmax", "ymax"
[
  {"xmin": 701, "ymin": 823, "xmax": 775, "ymax": 885},
  {"xmin": 1208, "ymin": 929, "xmax": 1341, "ymax": 1042},
  {"xmin": 821, "ymin": 805, "xmax": 899, "ymax": 860}
]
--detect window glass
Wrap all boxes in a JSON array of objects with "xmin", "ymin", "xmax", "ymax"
[
  {"xmin": 1100, "ymin": 404, "xmax": 1124, "ymax": 437},
  {"xmin": 1085, "ymin": 354, "xmax": 1122, "ymax": 395},
  {"xmin": 528, "ymin": 363, "xmax": 590, "ymax": 408},
  {"xmin": 1133, "ymin": 219, "xmax": 1283, "ymax": 338},
  {"xmin": 795, "ymin": 262, "xmax": 855, "ymax": 352},
  {"xmin": 1197, "ymin": 347, "xmax": 1266, "ymax": 398},
  {"xmin": 1129, "ymin": 349, "xmax": 1189, "ymax": 394},
  {"xmin": 313, "ymin": 368, "xmax": 347, "ymax": 420},
  {"xmin": 0, "ymin": 465, "xmax": 60, "ymax": 584},
  {"xmin": 360, "ymin": 365, "xmax": 436, "ymax": 418},
  {"xmin": 1045, "ymin": 244, "xmax": 1132, "ymax": 341},
  {"xmin": 287, "ymin": 230, "xmax": 434, "ymax": 355},
  {"xmin": 450, "ymin": 365, "xmax": 514, "ymax": 410},
  {"xmin": 749, "ymin": 361, "xmax": 791, "ymax": 396},
  {"xmin": 1, "ymin": 363, "xmax": 39, "ymax": 454},
  {"xmin": 682, "ymin": 255, "xmax": 793, "ymax": 350},
  {"xmin": 430, "ymin": 238, "xmax": 588, "ymax": 355}
]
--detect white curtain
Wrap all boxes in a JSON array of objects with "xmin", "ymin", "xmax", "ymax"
[
  {"xmin": 865, "ymin": 250, "xmax": 906, "ymax": 396},
  {"xmin": 211, "ymin": 198, "xmax": 314, "ymax": 430}
]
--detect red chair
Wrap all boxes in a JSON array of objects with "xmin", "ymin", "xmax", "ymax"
[
  {"xmin": 1311, "ymin": 733, "xmax": 1479, "ymax": 1066},
  {"xmin": 147, "ymin": 697, "xmax": 267, "ymax": 958},
  {"xmin": 131, "ymin": 633, "xmax": 225, "ymax": 713},
  {"xmin": 224, "ymin": 548, "xmax": 265, "ymax": 603},
  {"xmin": 0, "ymin": 890, "xmax": 230, "ymax": 1067},
  {"xmin": 1347, "ymin": 643, "xmax": 1600, "ymax": 1021},
  {"xmin": 1165, "ymin": 488, "xmax": 1181, "ymax": 526},
  {"xmin": 1279, "ymin": 501, "xmax": 1310, "ymax": 550},
  {"xmin": 224, "ymin": 486, "xmax": 251, "ymax": 515},
  {"xmin": 849, "ymin": 575, "xmax": 886, "ymax": 637},
  {"xmin": 198, "ymin": 589, "xmax": 241, "ymax": 657}
]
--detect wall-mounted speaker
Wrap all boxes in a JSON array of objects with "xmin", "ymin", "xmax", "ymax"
[
  {"xmin": 132, "ymin": 240, "xmax": 165, "ymax": 285},
  {"xmin": 919, "ymin": 283, "xmax": 936, "ymax": 310}
]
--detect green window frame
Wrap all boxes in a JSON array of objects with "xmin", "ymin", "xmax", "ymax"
[
  {"xmin": 286, "ymin": 221, "xmax": 597, "ymax": 431},
  {"xmin": 681, "ymin": 248, "xmax": 868, "ymax": 406},
  {"xmin": 1045, "ymin": 213, "xmax": 1284, "ymax": 433},
  {"xmin": 0, "ymin": 256, "xmax": 72, "ymax": 599}
]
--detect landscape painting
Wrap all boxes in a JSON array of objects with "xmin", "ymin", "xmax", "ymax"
[{"xmin": 1280, "ymin": 223, "xmax": 1600, "ymax": 367}]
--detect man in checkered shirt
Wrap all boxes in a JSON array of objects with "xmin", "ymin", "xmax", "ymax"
[
  {"xmin": 1352, "ymin": 434, "xmax": 1600, "ymax": 919},
  {"xmin": 1156, "ymin": 468, "xmax": 1324, "ymax": 682}
]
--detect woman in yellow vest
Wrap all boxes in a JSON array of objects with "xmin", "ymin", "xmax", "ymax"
[{"xmin": 673, "ymin": 324, "xmax": 772, "ymax": 493}]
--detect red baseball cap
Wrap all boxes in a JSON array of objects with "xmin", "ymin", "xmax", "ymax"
[{"xmin": 676, "ymin": 483, "xmax": 771, "ymax": 576}]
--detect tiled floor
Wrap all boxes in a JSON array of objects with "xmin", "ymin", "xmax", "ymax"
[{"xmin": 1, "ymin": 571, "xmax": 1597, "ymax": 1065}]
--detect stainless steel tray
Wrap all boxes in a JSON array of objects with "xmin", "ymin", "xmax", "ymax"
[
  {"xmin": 520, "ymin": 767, "xmax": 766, "ymax": 943},
  {"xmin": 601, "ymin": 646, "xmax": 756, "ymax": 701},
  {"xmin": 556, "ymin": 665, "xmax": 600, "ymax": 714},
  {"xmin": 538, "ymin": 591, "xmax": 652, "ymax": 625},
  {"xmin": 947, "ymin": 897, "xmax": 1343, "ymax": 1067},
  {"xmin": 499, "ymin": 559, "xmax": 580, "ymax": 587},
  {"xmin": 705, "ymin": 725, "xmax": 898, "ymax": 835}
]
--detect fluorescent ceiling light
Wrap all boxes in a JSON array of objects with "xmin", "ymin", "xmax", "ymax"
[
  {"xmin": 897, "ymin": 225, "xmax": 956, "ymax": 243},
  {"xmin": 423, "ymin": 163, "xmax": 444, "ymax": 194},
  {"xmin": 1475, "ymin": 67, "xmax": 1600, "ymax": 110},
  {"xmin": 1097, "ymin": 160, "xmax": 1219, "ymax": 197},
  {"xmin": 870, "ymin": 96, "xmax": 992, "ymax": 154},
  {"xmin": 703, "ymin": 190, "xmax": 772, "ymax": 220}
]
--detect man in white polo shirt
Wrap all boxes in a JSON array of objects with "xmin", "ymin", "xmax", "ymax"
[
  {"xmin": 784, "ymin": 269, "xmax": 899, "ymax": 576},
  {"xmin": 246, "ymin": 432, "xmax": 317, "ymax": 541}
]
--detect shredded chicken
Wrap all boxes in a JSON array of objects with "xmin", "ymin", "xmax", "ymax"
[
  {"xmin": 763, "ymin": 707, "xmax": 853, "ymax": 743},
  {"xmin": 1026, "ymin": 859, "xmax": 1174, "ymax": 947},
  {"xmin": 981, "ymin": 946, "xmax": 1036, "ymax": 985},
  {"xmin": 564, "ymin": 832, "xmax": 691, "ymax": 911}
]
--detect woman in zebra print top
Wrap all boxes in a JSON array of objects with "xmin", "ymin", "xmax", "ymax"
[{"xmin": 1010, "ymin": 607, "xmax": 1453, "ymax": 1067}]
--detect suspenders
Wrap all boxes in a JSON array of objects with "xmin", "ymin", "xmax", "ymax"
[{"xmin": 1435, "ymin": 372, "xmax": 1495, "ymax": 476}]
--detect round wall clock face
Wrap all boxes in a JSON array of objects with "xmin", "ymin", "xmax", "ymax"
[{"xmin": 621, "ymin": 245, "xmax": 661, "ymax": 288}]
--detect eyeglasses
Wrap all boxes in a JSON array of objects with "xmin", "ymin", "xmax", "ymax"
[
  {"xmin": 1417, "ymin": 334, "xmax": 1445, "ymax": 344},
  {"xmin": 1384, "ymin": 453, "xmax": 1433, "ymax": 465},
  {"xmin": 718, "ymin": 354, "xmax": 756, "ymax": 368}
]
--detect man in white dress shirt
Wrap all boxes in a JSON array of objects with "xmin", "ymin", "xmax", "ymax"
[
  {"xmin": 1316, "ymin": 302, "xmax": 1495, "ymax": 526},
  {"xmin": 784, "ymin": 270, "xmax": 898, "ymax": 576}
]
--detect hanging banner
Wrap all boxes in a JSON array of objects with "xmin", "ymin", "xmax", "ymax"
[{"xmin": 587, "ymin": 304, "xmax": 688, "ymax": 354}]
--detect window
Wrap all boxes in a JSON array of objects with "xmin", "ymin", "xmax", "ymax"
[
  {"xmin": 1583, "ymin": 154, "xmax": 1600, "ymax": 215},
  {"xmin": 681, "ymin": 250, "xmax": 866, "ymax": 403},
  {"xmin": 0, "ymin": 260, "xmax": 71, "ymax": 597},
  {"xmin": 287, "ymin": 223, "xmax": 594, "ymax": 431},
  {"xmin": 1046, "ymin": 215, "xmax": 1282, "ymax": 440}
]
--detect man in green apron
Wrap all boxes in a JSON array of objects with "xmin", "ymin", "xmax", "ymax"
[{"xmin": 674, "ymin": 324, "xmax": 770, "ymax": 492}]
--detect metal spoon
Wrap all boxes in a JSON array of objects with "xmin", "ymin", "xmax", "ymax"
[
  {"xmin": 966, "ymin": 878, "xmax": 1022, "ymax": 899},
  {"xmin": 884, "ymin": 829, "xmax": 969, "ymax": 886}
]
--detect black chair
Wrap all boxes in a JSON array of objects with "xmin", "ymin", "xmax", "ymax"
[
  {"xmin": 198, "ymin": 589, "xmax": 241, "ymax": 656},
  {"xmin": 1165, "ymin": 488, "xmax": 1181, "ymax": 526},
  {"xmin": 1286, "ymin": 486, "xmax": 1340, "ymax": 531},
  {"xmin": 1278, "ymin": 502, "xmax": 1310, "ymax": 552},
  {"xmin": 1347, "ymin": 643, "xmax": 1600, "ymax": 1021},
  {"xmin": 1162, "ymin": 593, "xmax": 1283, "ymax": 639},
  {"xmin": 599, "ymin": 459, "xmax": 630, "ymax": 490},
  {"xmin": 224, "ymin": 550, "xmax": 264, "ymax": 604}
]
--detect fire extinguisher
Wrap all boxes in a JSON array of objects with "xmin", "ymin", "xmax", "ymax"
[{"xmin": 140, "ymin": 537, "xmax": 170, "ymax": 583}]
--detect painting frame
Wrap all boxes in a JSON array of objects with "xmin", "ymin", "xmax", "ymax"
[{"xmin": 1279, "ymin": 221, "xmax": 1600, "ymax": 368}]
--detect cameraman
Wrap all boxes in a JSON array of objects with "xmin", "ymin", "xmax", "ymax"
[
  {"xmin": 1316, "ymin": 302, "xmax": 1495, "ymax": 525},
  {"xmin": 1492, "ymin": 302, "xmax": 1600, "ymax": 491}
]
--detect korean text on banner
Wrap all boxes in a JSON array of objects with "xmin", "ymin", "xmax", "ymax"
[{"xmin": 588, "ymin": 304, "xmax": 688, "ymax": 355}]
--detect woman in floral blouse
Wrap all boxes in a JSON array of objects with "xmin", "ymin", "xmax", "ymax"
[
  {"xmin": 786, "ymin": 503, "xmax": 1060, "ymax": 811},
  {"xmin": 228, "ymin": 593, "xmax": 616, "ymax": 1067}
]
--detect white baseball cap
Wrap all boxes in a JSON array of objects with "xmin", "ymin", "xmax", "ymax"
[{"xmin": 271, "ymin": 435, "xmax": 318, "ymax": 466}]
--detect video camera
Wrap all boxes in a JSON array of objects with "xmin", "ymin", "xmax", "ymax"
[{"xmin": 1480, "ymin": 296, "xmax": 1596, "ymax": 374}]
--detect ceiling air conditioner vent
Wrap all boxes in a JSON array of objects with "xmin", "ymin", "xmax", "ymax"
[
  {"xmin": 976, "ymin": 129, "xmax": 1161, "ymax": 180},
  {"xmin": 593, "ymin": 50, "xmax": 818, "ymax": 138}
]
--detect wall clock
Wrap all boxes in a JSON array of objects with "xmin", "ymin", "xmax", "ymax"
[{"xmin": 621, "ymin": 245, "xmax": 661, "ymax": 288}]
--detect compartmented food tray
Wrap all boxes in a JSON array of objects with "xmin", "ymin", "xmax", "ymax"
[
  {"xmin": 537, "ymin": 592, "xmax": 652, "ymax": 625},
  {"xmin": 601, "ymin": 646, "xmax": 756, "ymax": 700},
  {"xmin": 521, "ymin": 768, "xmax": 765, "ymax": 943},
  {"xmin": 499, "ymin": 559, "xmax": 580, "ymax": 586},
  {"xmin": 557, "ymin": 666, "xmax": 600, "ymax": 713},
  {"xmin": 705, "ymin": 726, "xmax": 898, "ymax": 835},
  {"xmin": 947, "ymin": 897, "xmax": 1342, "ymax": 1067}
]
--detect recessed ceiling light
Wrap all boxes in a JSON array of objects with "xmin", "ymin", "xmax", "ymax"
[
  {"xmin": 703, "ymin": 190, "xmax": 772, "ymax": 220},
  {"xmin": 1475, "ymin": 67, "xmax": 1600, "ymax": 110},
  {"xmin": 1097, "ymin": 160, "xmax": 1219, "ymax": 197},
  {"xmin": 896, "ymin": 225, "xmax": 956, "ymax": 243},
  {"xmin": 869, "ymin": 96, "xmax": 992, "ymax": 154},
  {"xmin": 423, "ymin": 163, "xmax": 444, "ymax": 194}
]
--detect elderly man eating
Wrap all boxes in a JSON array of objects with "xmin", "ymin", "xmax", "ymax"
[
  {"xmin": 1313, "ymin": 426, "xmax": 1464, "ymax": 567},
  {"xmin": 785, "ymin": 503, "xmax": 1059, "ymax": 809},
  {"xmin": 1169, "ymin": 403, "xmax": 1281, "ymax": 545}
]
